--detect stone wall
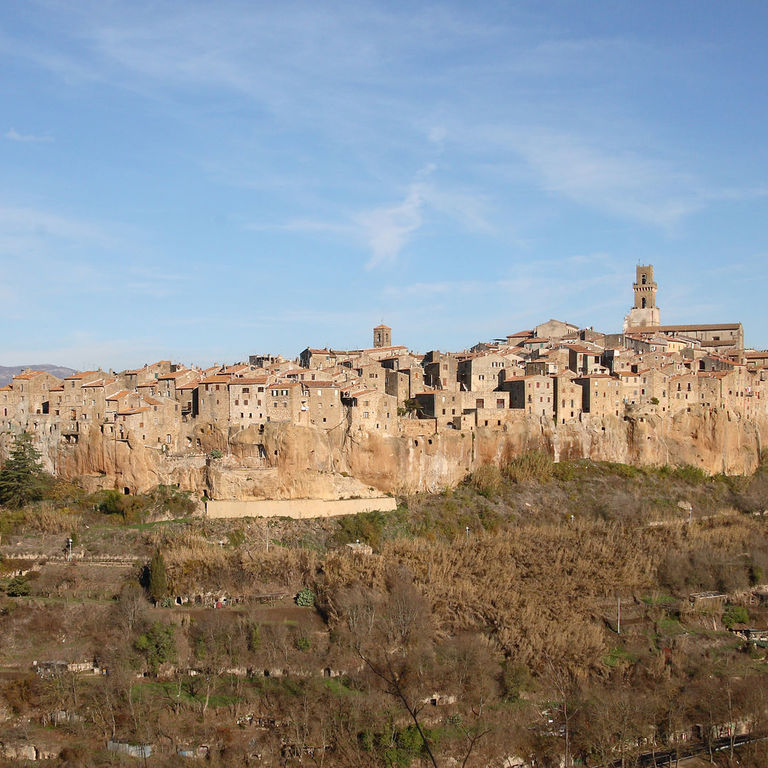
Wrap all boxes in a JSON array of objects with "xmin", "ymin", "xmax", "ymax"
[{"xmin": 205, "ymin": 496, "xmax": 398, "ymax": 519}]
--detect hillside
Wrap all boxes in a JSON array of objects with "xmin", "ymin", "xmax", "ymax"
[
  {"xmin": 0, "ymin": 365, "xmax": 76, "ymax": 387},
  {"xmin": 0, "ymin": 456, "xmax": 767, "ymax": 766}
]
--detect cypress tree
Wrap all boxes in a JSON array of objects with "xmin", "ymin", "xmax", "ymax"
[
  {"xmin": 0, "ymin": 433, "xmax": 49, "ymax": 508},
  {"xmin": 148, "ymin": 550, "xmax": 168, "ymax": 602}
]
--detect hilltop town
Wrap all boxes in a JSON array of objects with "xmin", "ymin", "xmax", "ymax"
[{"xmin": 2, "ymin": 266, "xmax": 768, "ymax": 502}]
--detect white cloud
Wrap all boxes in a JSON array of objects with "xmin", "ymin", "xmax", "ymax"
[
  {"xmin": 358, "ymin": 184, "xmax": 425, "ymax": 269},
  {"xmin": 5, "ymin": 128, "xmax": 53, "ymax": 143},
  {"xmin": 511, "ymin": 131, "xmax": 700, "ymax": 227}
]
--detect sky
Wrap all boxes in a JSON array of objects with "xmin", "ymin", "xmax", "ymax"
[{"xmin": 2, "ymin": 1, "xmax": 768, "ymax": 370}]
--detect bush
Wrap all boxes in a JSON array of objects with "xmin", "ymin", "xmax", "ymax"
[
  {"xmin": 4, "ymin": 576, "xmax": 30, "ymax": 597},
  {"xmin": 722, "ymin": 604, "xmax": 749, "ymax": 628},
  {"xmin": 500, "ymin": 660, "xmax": 532, "ymax": 701},
  {"xmin": 470, "ymin": 464, "xmax": 503, "ymax": 497},
  {"xmin": 135, "ymin": 621, "xmax": 177, "ymax": 674},
  {"xmin": 208, "ymin": 449, "xmax": 223, "ymax": 460},
  {"xmin": 334, "ymin": 510, "xmax": 386, "ymax": 550},
  {"xmin": 146, "ymin": 484, "xmax": 197, "ymax": 518},
  {"xmin": 503, "ymin": 449, "xmax": 554, "ymax": 484},
  {"xmin": 296, "ymin": 587, "xmax": 315, "ymax": 607}
]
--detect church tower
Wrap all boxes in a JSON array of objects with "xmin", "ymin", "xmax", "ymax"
[
  {"xmin": 624, "ymin": 265, "xmax": 661, "ymax": 331},
  {"xmin": 373, "ymin": 323, "xmax": 391, "ymax": 348}
]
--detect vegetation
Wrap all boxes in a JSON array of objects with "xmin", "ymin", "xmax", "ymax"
[
  {"xmin": 147, "ymin": 550, "xmax": 168, "ymax": 602},
  {"xmin": 0, "ymin": 432, "xmax": 51, "ymax": 508},
  {"xmin": 0, "ymin": 454, "xmax": 767, "ymax": 765}
]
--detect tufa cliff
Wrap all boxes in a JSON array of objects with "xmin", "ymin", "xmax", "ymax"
[{"xmin": 17, "ymin": 407, "xmax": 767, "ymax": 500}]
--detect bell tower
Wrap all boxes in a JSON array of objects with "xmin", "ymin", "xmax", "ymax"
[
  {"xmin": 624, "ymin": 265, "xmax": 661, "ymax": 331},
  {"xmin": 373, "ymin": 323, "xmax": 391, "ymax": 348}
]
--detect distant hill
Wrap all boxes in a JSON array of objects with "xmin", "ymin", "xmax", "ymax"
[{"xmin": 0, "ymin": 364, "xmax": 77, "ymax": 387}]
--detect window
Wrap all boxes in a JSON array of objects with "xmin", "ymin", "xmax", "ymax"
[{"xmin": 243, "ymin": 387, "xmax": 249, "ymax": 393}]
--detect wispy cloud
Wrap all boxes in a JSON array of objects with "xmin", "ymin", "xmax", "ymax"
[
  {"xmin": 244, "ymin": 218, "xmax": 353, "ymax": 235},
  {"xmin": 244, "ymin": 165, "xmax": 490, "ymax": 269},
  {"xmin": 510, "ymin": 131, "xmax": 701, "ymax": 227},
  {"xmin": 5, "ymin": 128, "xmax": 53, "ymax": 143},
  {"xmin": 0, "ymin": 205, "xmax": 114, "ymax": 251},
  {"xmin": 358, "ymin": 183, "xmax": 425, "ymax": 269}
]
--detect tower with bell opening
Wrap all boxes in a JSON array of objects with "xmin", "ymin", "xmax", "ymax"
[
  {"xmin": 373, "ymin": 323, "xmax": 391, "ymax": 348},
  {"xmin": 624, "ymin": 265, "xmax": 661, "ymax": 331}
]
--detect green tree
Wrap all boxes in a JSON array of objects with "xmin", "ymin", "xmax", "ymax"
[
  {"xmin": 0, "ymin": 433, "xmax": 50, "ymax": 508},
  {"xmin": 148, "ymin": 550, "xmax": 168, "ymax": 603},
  {"xmin": 134, "ymin": 622, "xmax": 177, "ymax": 675}
]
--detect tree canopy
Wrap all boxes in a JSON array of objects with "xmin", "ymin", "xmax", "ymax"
[{"xmin": 0, "ymin": 432, "xmax": 50, "ymax": 508}]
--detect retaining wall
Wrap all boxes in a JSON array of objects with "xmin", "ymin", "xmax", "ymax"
[{"xmin": 205, "ymin": 496, "xmax": 398, "ymax": 519}]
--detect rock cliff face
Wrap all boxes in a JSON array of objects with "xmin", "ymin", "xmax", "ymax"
[{"xmin": 10, "ymin": 408, "xmax": 768, "ymax": 499}]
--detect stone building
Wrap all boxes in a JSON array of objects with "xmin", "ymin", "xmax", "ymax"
[
  {"xmin": 229, "ymin": 377, "xmax": 268, "ymax": 427},
  {"xmin": 457, "ymin": 352, "xmax": 507, "ymax": 392},
  {"xmin": 575, "ymin": 375, "xmax": 623, "ymax": 418},
  {"xmin": 506, "ymin": 374, "xmax": 554, "ymax": 418}
]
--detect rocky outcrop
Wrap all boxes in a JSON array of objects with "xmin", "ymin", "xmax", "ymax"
[{"xmin": 8, "ymin": 407, "xmax": 768, "ymax": 499}]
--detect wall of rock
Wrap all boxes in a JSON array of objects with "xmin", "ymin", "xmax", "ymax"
[{"xmin": 6, "ymin": 407, "xmax": 767, "ymax": 500}]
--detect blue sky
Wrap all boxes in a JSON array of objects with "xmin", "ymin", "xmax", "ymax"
[{"xmin": 2, "ymin": 1, "xmax": 767, "ymax": 370}]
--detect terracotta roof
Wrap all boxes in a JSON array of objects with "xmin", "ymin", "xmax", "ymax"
[
  {"xmin": 345, "ymin": 389, "xmax": 377, "ymax": 398},
  {"xmin": 228, "ymin": 377, "xmax": 267, "ymax": 385},
  {"xmin": 158, "ymin": 370, "xmax": 191, "ymax": 379},
  {"xmin": 373, "ymin": 323, "xmax": 391, "ymax": 330},
  {"xmin": 82, "ymin": 378, "xmax": 116, "ymax": 388},
  {"xmin": 12, "ymin": 370, "xmax": 48, "ymax": 380},
  {"xmin": 199, "ymin": 375, "xmax": 231, "ymax": 384},
  {"xmin": 221, "ymin": 364, "xmax": 250, "ymax": 374},
  {"xmin": 106, "ymin": 390, "xmax": 132, "ymax": 401},
  {"xmin": 117, "ymin": 406, "xmax": 150, "ymax": 416}
]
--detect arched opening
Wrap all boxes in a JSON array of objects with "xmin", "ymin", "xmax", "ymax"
[
  {"xmin": 642, "ymin": 274, "xmax": 647, "ymax": 285},
  {"xmin": 641, "ymin": 298, "xmax": 647, "ymax": 308}
]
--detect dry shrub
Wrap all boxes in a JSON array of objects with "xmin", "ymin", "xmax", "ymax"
[
  {"xmin": 470, "ymin": 463, "xmax": 503, "ymax": 497},
  {"xmin": 322, "ymin": 519, "xmax": 661, "ymax": 672},
  {"xmin": 22, "ymin": 503, "xmax": 80, "ymax": 534},
  {"xmin": 147, "ymin": 529, "xmax": 229, "ymax": 593},
  {"xmin": 238, "ymin": 546, "xmax": 318, "ymax": 590},
  {"xmin": 503, "ymin": 449, "xmax": 554, "ymax": 484}
]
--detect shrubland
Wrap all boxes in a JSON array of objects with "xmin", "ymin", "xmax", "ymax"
[{"xmin": 0, "ymin": 450, "xmax": 767, "ymax": 766}]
